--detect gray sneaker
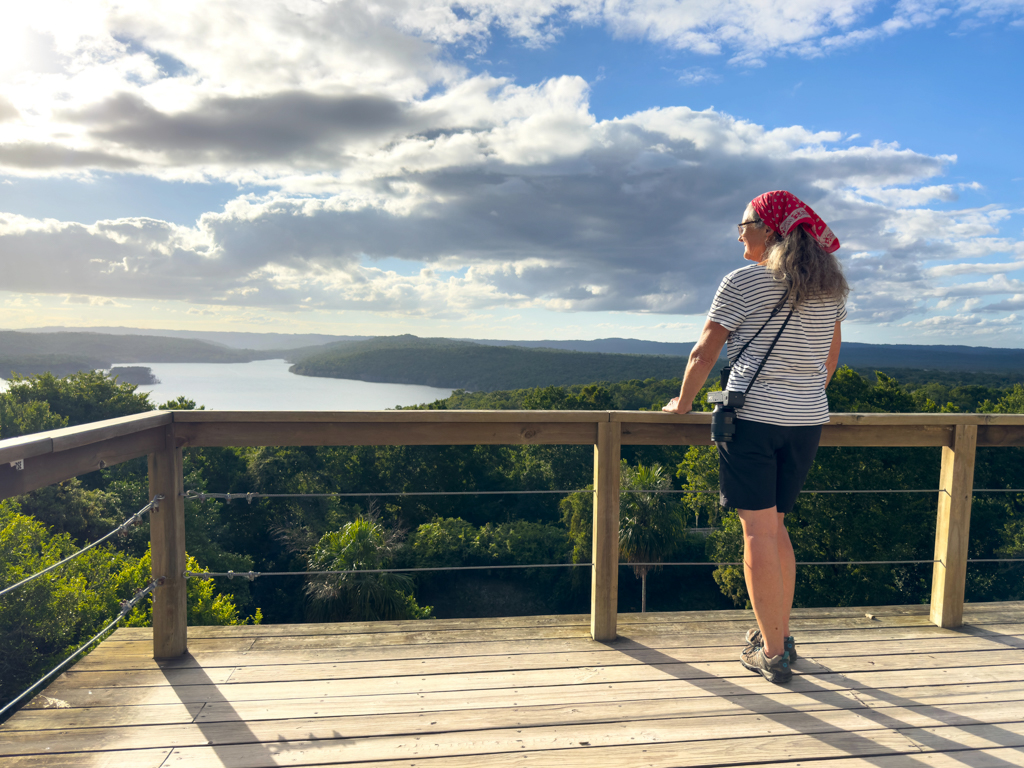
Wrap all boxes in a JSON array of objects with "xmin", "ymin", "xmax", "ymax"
[
  {"xmin": 745, "ymin": 628, "xmax": 797, "ymax": 661},
  {"xmin": 740, "ymin": 645, "xmax": 792, "ymax": 684}
]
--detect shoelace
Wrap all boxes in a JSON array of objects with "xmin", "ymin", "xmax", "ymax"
[{"xmin": 745, "ymin": 629, "xmax": 795, "ymax": 654}]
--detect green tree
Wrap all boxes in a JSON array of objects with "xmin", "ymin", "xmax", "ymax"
[
  {"xmin": 122, "ymin": 548, "xmax": 262, "ymax": 628},
  {"xmin": 0, "ymin": 500, "xmax": 254, "ymax": 713},
  {"xmin": 1, "ymin": 370, "xmax": 153, "ymax": 432},
  {"xmin": 305, "ymin": 517, "xmax": 432, "ymax": 622},
  {"xmin": 618, "ymin": 463, "xmax": 685, "ymax": 612}
]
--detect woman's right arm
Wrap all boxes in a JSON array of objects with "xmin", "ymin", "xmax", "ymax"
[{"xmin": 662, "ymin": 319, "xmax": 730, "ymax": 414}]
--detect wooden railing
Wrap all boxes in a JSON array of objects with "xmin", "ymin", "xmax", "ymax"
[{"xmin": 1, "ymin": 411, "xmax": 1022, "ymax": 658}]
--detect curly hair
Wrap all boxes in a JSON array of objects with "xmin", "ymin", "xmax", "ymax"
[{"xmin": 751, "ymin": 213, "xmax": 849, "ymax": 309}]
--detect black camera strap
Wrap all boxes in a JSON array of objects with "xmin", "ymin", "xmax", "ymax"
[{"xmin": 720, "ymin": 287, "xmax": 793, "ymax": 395}]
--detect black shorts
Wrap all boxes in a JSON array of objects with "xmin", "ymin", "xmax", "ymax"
[{"xmin": 717, "ymin": 418, "xmax": 822, "ymax": 514}]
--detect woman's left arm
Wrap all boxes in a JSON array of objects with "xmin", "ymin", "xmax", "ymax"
[{"xmin": 824, "ymin": 319, "xmax": 841, "ymax": 386}]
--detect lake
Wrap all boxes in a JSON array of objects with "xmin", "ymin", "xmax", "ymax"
[{"xmin": 2, "ymin": 360, "xmax": 454, "ymax": 411}]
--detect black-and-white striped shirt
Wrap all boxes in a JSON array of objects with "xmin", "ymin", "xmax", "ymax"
[{"xmin": 707, "ymin": 264, "xmax": 846, "ymax": 426}]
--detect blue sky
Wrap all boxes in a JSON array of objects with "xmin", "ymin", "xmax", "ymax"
[{"xmin": 0, "ymin": 1, "xmax": 1022, "ymax": 346}]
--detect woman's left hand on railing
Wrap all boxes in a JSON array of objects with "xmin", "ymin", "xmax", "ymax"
[{"xmin": 662, "ymin": 397, "xmax": 693, "ymax": 414}]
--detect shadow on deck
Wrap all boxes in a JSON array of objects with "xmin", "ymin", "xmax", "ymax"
[{"xmin": 4, "ymin": 602, "xmax": 1024, "ymax": 767}]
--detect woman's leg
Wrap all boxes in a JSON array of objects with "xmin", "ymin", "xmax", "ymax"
[
  {"xmin": 778, "ymin": 515, "xmax": 796, "ymax": 638},
  {"xmin": 738, "ymin": 505, "xmax": 785, "ymax": 658}
]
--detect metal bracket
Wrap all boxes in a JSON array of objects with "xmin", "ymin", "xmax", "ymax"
[{"xmin": 9, "ymin": 459, "xmax": 24, "ymax": 471}]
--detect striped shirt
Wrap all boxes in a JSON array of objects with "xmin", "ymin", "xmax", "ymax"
[{"xmin": 707, "ymin": 264, "xmax": 846, "ymax": 426}]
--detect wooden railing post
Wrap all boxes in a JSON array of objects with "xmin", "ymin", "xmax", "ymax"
[
  {"xmin": 930, "ymin": 424, "xmax": 978, "ymax": 628},
  {"xmin": 591, "ymin": 420, "xmax": 621, "ymax": 641},
  {"xmin": 149, "ymin": 426, "xmax": 187, "ymax": 658}
]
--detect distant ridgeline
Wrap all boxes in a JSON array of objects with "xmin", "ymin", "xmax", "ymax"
[{"xmin": 0, "ymin": 331, "xmax": 276, "ymax": 379}]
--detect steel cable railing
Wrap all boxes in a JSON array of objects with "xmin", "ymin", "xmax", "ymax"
[
  {"xmin": 186, "ymin": 488, "xmax": 1024, "ymax": 503},
  {"xmin": 180, "ymin": 485, "xmax": 1024, "ymax": 581},
  {"xmin": 0, "ymin": 579, "xmax": 157, "ymax": 721},
  {"xmin": 0, "ymin": 496, "xmax": 163, "ymax": 599}
]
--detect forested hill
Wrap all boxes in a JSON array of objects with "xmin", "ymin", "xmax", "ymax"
[
  {"xmin": 289, "ymin": 335, "xmax": 691, "ymax": 391},
  {"xmin": 471, "ymin": 338, "xmax": 1024, "ymax": 373},
  {"xmin": 0, "ymin": 331, "xmax": 270, "ymax": 377},
  {"xmin": 839, "ymin": 342, "xmax": 1024, "ymax": 372}
]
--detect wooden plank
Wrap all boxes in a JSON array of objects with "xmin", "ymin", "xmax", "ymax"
[
  {"xmin": 71, "ymin": 630, "xmax": 1024, "ymax": 673},
  {"xmin": 210, "ymin": 615, "xmax": 947, "ymax": 650},
  {"xmin": 0, "ymin": 749, "xmax": 172, "ymax": 768},
  {"xmin": 0, "ymin": 434, "xmax": 52, "ymax": 467},
  {"xmin": 84, "ymin": 662, "xmax": 1024, "ymax": 708},
  {"xmin": 619, "ymin": 422, "xmax": 712, "ymax": 446},
  {"xmin": 175, "ymin": 420, "xmax": 599, "ymax": 447},
  {"xmin": 0, "ymin": 688, "xmax": 865, "ymax": 734},
  {"xmin": 754, "ymin": 748, "xmax": 1024, "ymax": 768},
  {"xmin": 0, "ymin": 412, "xmax": 171, "ymax": 467},
  {"xmin": 28, "ymin": 656, "xmax": 853, "ymax": 708},
  {"xmin": 108, "ymin": 613, "xmax": 596, "ymax": 639},
  {"xmin": 188, "ymin": 679, "xmax": 1024, "ymax": 725},
  {"xmin": 93, "ymin": 723, "xmax": 924, "ymax": 768},
  {"xmin": 931, "ymin": 424, "xmax": 978, "ymax": 628},
  {"xmin": 15, "ymin": 696, "xmax": 1024, "ymax": 757},
  {"xmin": 48, "ymin": 412, "xmax": 173, "ymax": 453},
  {"xmin": 1, "ymin": 703, "xmax": 204, "ymax": 731},
  {"xmin": 612, "ymin": 412, "xmax": 1024, "ymax": 426},
  {"xmin": 591, "ymin": 421, "xmax": 620, "ymax": 642},
  {"xmin": 0, "ymin": 427, "xmax": 166, "ymax": 499},
  {"xmin": 199, "ymin": 747, "xmax": 1024, "ymax": 768},
  {"xmin": 170, "ymin": 410, "xmax": 609, "ymax": 423},
  {"xmin": 88, "ymin": 637, "xmax": 255, "ymax": 655},
  {"xmin": 0, "ymin": 731, "xmax": 922, "ymax": 768},
  {"xmin": 902, "ymin": 721, "xmax": 1024, "ymax": 751},
  {"xmin": 821, "ymin": 424, "xmax": 955, "ymax": 447},
  {"xmin": 149, "ymin": 432, "xmax": 188, "ymax": 659},
  {"xmin": 216, "ymin": 611, "xmax": 1024, "ymax": 650},
  {"xmin": 619, "ymin": 422, "xmax": 1022, "ymax": 447},
  {"xmin": 978, "ymin": 425, "xmax": 1024, "ymax": 447},
  {"xmin": 823, "ymin": 663, "xmax": 1024, "ymax": 690},
  {"xmin": 850, "ymin": 680, "xmax": 1024, "ymax": 709}
]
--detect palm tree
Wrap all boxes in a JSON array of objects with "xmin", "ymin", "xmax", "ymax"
[
  {"xmin": 619, "ymin": 463, "xmax": 684, "ymax": 613},
  {"xmin": 305, "ymin": 517, "xmax": 430, "ymax": 621}
]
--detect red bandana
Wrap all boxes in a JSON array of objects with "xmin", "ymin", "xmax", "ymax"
[{"xmin": 750, "ymin": 190, "xmax": 839, "ymax": 253}]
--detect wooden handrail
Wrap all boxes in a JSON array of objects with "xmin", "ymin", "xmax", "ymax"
[{"xmin": 1, "ymin": 410, "xmax": 1022, "ymax": 656}]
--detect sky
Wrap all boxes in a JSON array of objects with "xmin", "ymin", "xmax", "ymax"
[{"xmin": 0, "ymin": 0, "xmax": 1022, "ymax": 346}]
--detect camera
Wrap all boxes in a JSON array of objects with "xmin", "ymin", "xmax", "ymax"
[{"xmin": 707, "ymin": 390, "xmax": 745, "ymax": 443}]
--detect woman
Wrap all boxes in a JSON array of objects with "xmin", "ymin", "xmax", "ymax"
[{"xmin": 663, "ymin": 191, "xmax": 848, "ymax": 684}]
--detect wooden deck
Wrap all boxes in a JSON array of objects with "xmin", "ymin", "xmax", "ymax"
[{"xmin": 4, "ymin": 602, "xmax": 1024, "ymax": 767}]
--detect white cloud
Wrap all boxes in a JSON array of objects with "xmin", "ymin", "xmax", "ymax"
[
  {"xmin": 0, "ymin": 0, "xmax": 1022, "ymax": 336},
  {"xmin": 3, "ymin": 97, "xmax": 1020, "ymax": 326},
  {"xmin": 928, "ymin": 258, "xmax": 1024, "ymax": 277},
  {"xmin": 676, "ymin": 67, "xmax": 719, "ymax": 85},
  {"xmin": 898, "ymin": 312, "xmax": 1022, "ymax": 339}
]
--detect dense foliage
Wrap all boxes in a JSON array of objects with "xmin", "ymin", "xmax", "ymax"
[{"xmin": 0, "ymin": 500, "xmax": 259, "ymax": 713}]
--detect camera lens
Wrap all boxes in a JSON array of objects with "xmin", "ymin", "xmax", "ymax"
[{"xmin": 710, "ymin": 405, "xmax": 737, "ymax": 443}]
